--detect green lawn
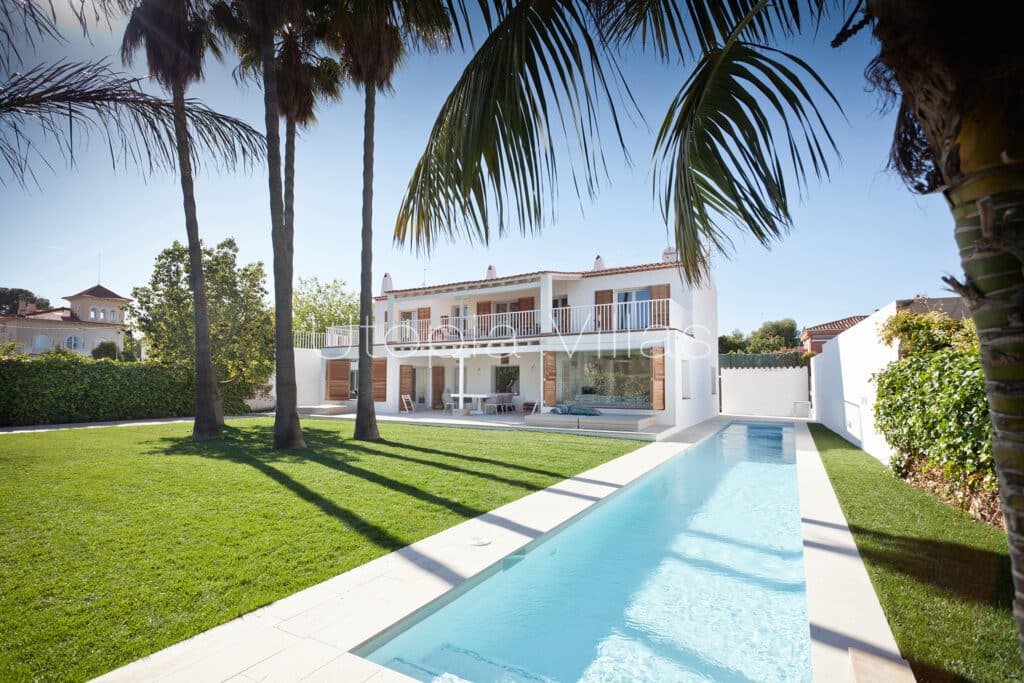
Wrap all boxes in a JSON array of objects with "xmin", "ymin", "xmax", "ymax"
[
  {"xmin": 809, "ymin": 424, "xmax": 1020, "ymax": 682},
  {"xmin": 0, "ymin": 418, "xmax": 636, "ymax": 682}
]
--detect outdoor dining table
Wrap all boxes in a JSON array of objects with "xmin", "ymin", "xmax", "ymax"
[{"xmin": 450, "ymin": 393, "xmax": 489, "ymax": 414}]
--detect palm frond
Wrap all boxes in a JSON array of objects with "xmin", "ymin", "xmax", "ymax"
[
  {"xmin": 653, "ymin": 5, "xmax": 840, "ymax": 283},
  {"xmin": 594, "ymin": 0, "xmax": 827, "ymax": 62},
  {"xmin": 394, "ymin": 0, "xmax": 628, "ymax": 253},
  {"xmin": 0, "ymin": 59, "xmax": 266, "ymax": 188}
]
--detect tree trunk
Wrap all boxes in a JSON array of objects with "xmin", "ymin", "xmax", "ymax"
[
  {"xmin": 354, "ymin": 82, "xmax": 380, "ymax": 441},
  {"xmin": 868, "ymin": 0, "xmax": 1024, "ymax": 662},
  {"xmin": 262, "ymin": 29, "xmax": 306, "ymax": 450},
  {"xmin": 171, "ymin": 81, "xmax": 221, "ymax": 441}
]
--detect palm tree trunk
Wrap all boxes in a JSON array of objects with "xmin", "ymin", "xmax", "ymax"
[
  {"xmin": 171, "ymin": 81, "xmax": 221, "ymax": 440},
  {"xmin": 262, "ymin": 28, "xmax": 306, "ymax": 450},
  {"xmin": 354, "ymin": 82, "xmax": 380, "ymax": 441},
  {"xmin": 285, "ymin": 116, "xmax": 296, "ymax": 237},
  {"xmin": 948, "ymin": 163, "xmax": 1024, "ymax": 663}
]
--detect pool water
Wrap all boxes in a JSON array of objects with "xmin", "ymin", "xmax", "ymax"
[{"xmin": 360, "ymin": 422, "xmax": 812, "ymax": 682}]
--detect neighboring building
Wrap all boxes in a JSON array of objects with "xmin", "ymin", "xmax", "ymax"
[
  {"xmin": 801, "ymin": 315, "xmax": 867, "ymax": 353},
  {"xmin": 0, "ymin": 284, "xmax": 130, "ymax": 356},
  {"xmin": 294, "ymin": 250, "xmax": 720, "ymax": 430},
  {"xmin": 811, "ymin": 296, "xmax": 967, "ymax": 463}
]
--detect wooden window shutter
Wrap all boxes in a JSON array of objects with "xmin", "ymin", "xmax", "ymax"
[
  {"xmin": 651, "ymin": 347, "xmax": 665, "ymax": 410},
  {"xmin": 543, "ymin": 351, "xmax": 557, "ymax": 406},
  {"xmin": 476, "ymin": 301, "xmax": 491, "ymax": 315},
  {"xmin": 325, "ymin": 359, "xmax": 350, "ymax": 400},
  {"xmin": 595, "ymin": 290, "xmax": 613, "ymax": 330},
  {"xmin": 517, "ymin": 296, "xmax": 534, "ymax": 311},
  {"xmin": 417, "ymin": 307, "xmax": 431, "ymax": 342},
  {"xmin": 431, "ymin": 366, "xmax": 445, "ymax": 408},
  {"xmin": 372, "ymin": 358, "xmax": 387, "ymax": 402},
  {"xmin": 399, "ymin": 364, "xmax": 414, "ymax": 402},
  {"xmin": 518, "ymin": 296, "xmax": 536, "ymax": 332},
  {"xmin": 650, "ymin": 284, "xmax": 670, "ymax": 326}
]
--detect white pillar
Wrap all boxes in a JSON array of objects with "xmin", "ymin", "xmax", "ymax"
[
  {"xmin": 458, "ymin": 355, "xmax": 465, "ymax": 409},
  {"xmin": 540, "ymin": 274, "xmax": 553, "ymax": 333}
]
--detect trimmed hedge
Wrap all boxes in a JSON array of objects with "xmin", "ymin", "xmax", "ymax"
[
  {"xmin": 719, "ymin": 351, "xmax": 805, "ymax": 368},
  {"xmin": 874, "ymin": 348, "xmax": 994, "ymax": 499},
  {"xmin": 0, "ymin": 354, "xmax": 248, "ymax": 426}
]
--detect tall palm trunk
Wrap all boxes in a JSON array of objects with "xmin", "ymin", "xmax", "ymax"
[
  {"xmin": 262, "ymin": 28, "xmax": 306, "ymax": 450},
  {"xmin": 171, "ymin": 80, "xmax": 221, "ymax": 440},
  {"xmin": 354, "ymin": 81, "xmax": 380, "ymax": 441},
  {"xmin": 284, "ymin": 116, "xmax": 296, "ymax": 238}
]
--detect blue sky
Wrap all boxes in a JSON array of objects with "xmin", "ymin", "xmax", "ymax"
[{"xmin": 2, "ymin": 11, "xmax": 961, "ymax": 335}]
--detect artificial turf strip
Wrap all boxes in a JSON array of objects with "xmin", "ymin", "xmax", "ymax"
[
  {"xmin": 0, "ymin": 418, "xmax": 637, "ymax": 682},
  {"xmin": 808, "ymin": 424, "xmax": 1021, "ymax": 682}
]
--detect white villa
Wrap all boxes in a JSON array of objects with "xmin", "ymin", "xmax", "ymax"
[
  {"xmin": 294, "ymin": 249, "xmax": 719, "ymax": 432},
  {"xmin": 0, "ymin": 284, "xmax": 129, "ymax": 356}
]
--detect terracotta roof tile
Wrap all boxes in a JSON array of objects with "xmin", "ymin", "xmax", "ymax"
[
  {"xmin": 382, "ymin": 260, "xmax": 685, "ymax": 297},
  {"xmin": 802, "ymin": 315, "xmax": 867, "ymax": 335},
  {"xmin": 66, "ymin": 284, "xmax": 129, "ymax": 300}
]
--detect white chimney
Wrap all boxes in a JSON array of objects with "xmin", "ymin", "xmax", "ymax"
[
  {"xmin": 381, "ymin": 272, "xmax": 394, "ymax": 293},
  {"xmin": 486, "ymin": 265, "xmax": 497, "ymax": 280},
  {"xmin": 592, "ymin": 255, "xmax": 606, "ymax": 271},
  {"xmin": 662, "ymin": 247, "xmax": 678, "ymax": 263}
]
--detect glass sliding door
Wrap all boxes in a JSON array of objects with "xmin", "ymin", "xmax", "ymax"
[{"xmin": 616, "ymin": 288, "xmax": 651, "ymax": 330}]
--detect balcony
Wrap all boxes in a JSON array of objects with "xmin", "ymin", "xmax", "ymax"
[{"xmin": 306, "ymin": 299, "xmax": 683, "ymax": 349}]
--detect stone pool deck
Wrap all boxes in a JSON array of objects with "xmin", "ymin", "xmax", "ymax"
[{"xmin": 92, "ymin": 417, "xmax": 910, "ymax": 683}]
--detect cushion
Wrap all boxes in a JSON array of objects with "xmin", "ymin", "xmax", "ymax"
[{"xmin": 568, "ymin": 405, "xmax": 602, "ymax": 416}]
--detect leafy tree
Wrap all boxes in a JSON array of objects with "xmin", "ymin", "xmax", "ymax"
[
  {"xmin": 293, "ymin": 276, "xmax": 359, "ymax": 333},
  {"xmin": 748, "ymin": 319, "xmax": 800, "ymax": 352},
  {"xmin": 396, "ymin": 1, "xmax": 1024, "ymax": 656},
  {"xmin": 329, "ymin": 0, "xmax": 452, "ymax": 442},
  {"xmin": 718, "ymin": 329, "xmax": 747, "ymax": 354},
  {"xmin": 121, "ymin": 0, "xmax": 235, "ymax": 440},
  {"xmin": 129, "ymin": 239, "xmax": 274, "ymax": 405},
  {"xmin": 0, "ymin": 288, "xmax": 50, "ymax": 315},
  {"xmin": 91, "ymin": 341, "xmax": 118, "ymax": 360},
  {"xmin": 880, "ymin": 310, "xmax": 978, "ymax": 357}
]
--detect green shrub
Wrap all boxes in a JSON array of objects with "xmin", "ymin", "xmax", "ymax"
[
  {"xmin": 874, "ymin": 348, "xmax": 994, "ymax": 499},
  {"xmin": 91, "ymin": 341, "xmax": 118, "ymax": 360},
  {"xmin": 0, "ymin": 354, "xmax": 248, "ymax": 426}
]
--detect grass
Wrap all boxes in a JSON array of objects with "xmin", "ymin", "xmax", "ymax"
[
  {"xmin": 809, "ymin": 424, "xmax": 1020, "ymax": 682},
  {"xmin": 0, "ymin": 417, "xmax": 637, "ymax": 682}
]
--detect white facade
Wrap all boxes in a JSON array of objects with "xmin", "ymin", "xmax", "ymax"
[
  {"xmin": 810, "ymin": 303, "xmax": 899, "ymax": 463},
  {"xmin": 294, "ymin": 256, "xmax": 720, "ymax": 430},
  {"xmin": 721, "ymin": 367, "xmax": 810, "ymax": 418}
]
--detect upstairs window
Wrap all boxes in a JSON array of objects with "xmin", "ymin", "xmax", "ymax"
[
  {"xmin": 99, "ymin": 309, "xmax": 106, "ymax": 321},
  {"xmin": 89, "ymin": 307, "xmax": 98, "ymax": 320},
  {"xmin": 108, "ymin": 309, "xmax": 118, "ymax": 322}
]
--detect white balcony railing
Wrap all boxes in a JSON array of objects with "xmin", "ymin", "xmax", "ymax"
[{"xmin": 317, "ymin": 299, "xmax": 682, "ymax": 348}]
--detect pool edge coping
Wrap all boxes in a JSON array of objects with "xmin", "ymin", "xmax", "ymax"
[{"xmin": 794, "ymin": 421, "xmax": 914, "ymax": 683}]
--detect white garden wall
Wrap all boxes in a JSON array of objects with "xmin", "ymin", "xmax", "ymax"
[
  {"xmin": 720, "ymin": 367, "xmax": 809, "ymax": 418},
  {"xmin": 810, "ymin": 304, "xmax": 899, "ymax": 463}
]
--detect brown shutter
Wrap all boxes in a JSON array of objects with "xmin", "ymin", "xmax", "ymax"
[
  {"xmin": 417, "ymin": 307, "xmax": 431, "ymax": 342},
  {"xmin": 431, "ymin": 366, "xmax": 445, "ymax": 408},
  {"xmin": 476, "ymin": 301, "xmax": 491, "ymax": 315},
  {"xmin": 595, "ymin": 290, "xmax": 613, "ymax": 330},
  {"xmin": 518, "ymin": 297, "xmax": 536, "ymax": 333},
  {"xmin": 325, "ymin": 359, "xmax": 350, "ymax": 400},
  {"xmin": 476, "ymin": 301, "xmax": 492, "ymax": 337},
  {"xmin": 399, "ymin": 364, "xmax": 414, "ymax": 407},
  {"xmin": 650, "ymin": 284, "xmax": 670, "ymax": 326},
  {"xmin": 651, "ymin": 347, "xmax": 665, "ymax": 410},
  {"xmin": 543, "ymin": 351, "xmax": 557, "ymax": 406},
  {"xmin": 372, "ymin": 358, "xmax": 387, "ymax": 402}
]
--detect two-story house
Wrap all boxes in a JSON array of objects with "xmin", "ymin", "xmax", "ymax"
[
  {"xmin": 297, "ymin": 250, "xmax": 719, "ymax": 430},
  {"xmin": 0, "ymin": 285, "xmax": 129, "ymax": 355}
]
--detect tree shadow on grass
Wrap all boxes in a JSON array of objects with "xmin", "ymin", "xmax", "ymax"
[
  {"xmin": 847, "ymin": 524, "xmax": 1013, "ymax": 609},
  {"xmin": 142, "ymin": 422, "xmax": 551, "ymax": 583}
]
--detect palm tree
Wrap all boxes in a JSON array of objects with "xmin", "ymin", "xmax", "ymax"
[
  {"xmin": 396, "ymin": 0, "xmax": 1024, "ymax": 662},
  {"xmin": 212, "ymin": 0, "xmax": 313, "ymax": 449},
  {"xmin": 0, "ymin": 1, "xmax": 264, "ymax": 190},
  {"xmin": 328, "ymin": 0, "xmax": 450, "ymax": 441},
  {"xmin": 121, "ymin": 0, "xmax": 231, "ymax": 440}
]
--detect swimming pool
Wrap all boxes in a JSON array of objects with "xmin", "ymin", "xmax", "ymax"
[{"xmin": 359, "ymin": 422, "xmax": 812, "ymax": 682}]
